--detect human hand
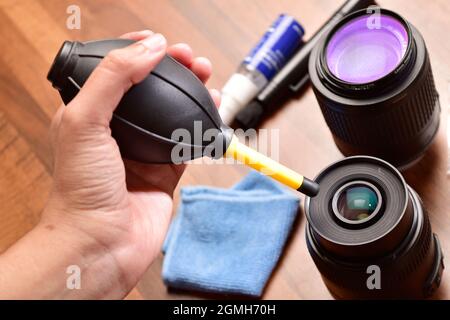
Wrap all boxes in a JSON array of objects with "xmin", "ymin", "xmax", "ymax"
[{"xmin": 42, "ymin": 30, "xmax": 220, "ymax": 297}]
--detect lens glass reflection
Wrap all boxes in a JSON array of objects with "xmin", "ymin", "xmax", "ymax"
[
  {"xmin": 337, "ymin": 185, "xmax": 378, "ymax": 221},
  {"xmin": 326, "ymin": 14, "xmax": 408, "ymax": 83}
]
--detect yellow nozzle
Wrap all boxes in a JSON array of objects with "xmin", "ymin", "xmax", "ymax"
[{"xmin": 224, "ymin": 136, "xmax": 319, "ymax": 197}]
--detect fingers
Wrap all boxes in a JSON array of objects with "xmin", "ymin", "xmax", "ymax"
[
  {"xmin": 167, "ymin": 43, "xmax": 212, "ymax": 83},
  {"xmin": 119, "ymin": 36, "xmax": 214, "ymax": 85},
  {"xmin": 119, "ymin": 30, "xmax": 153, "ymax": 41},
  {"xmin": 190, "ymin": 57, "xmax": 212, "ymax": 83},
  {"xmin": 209, "ymin": 89, "xmax": 221, "ymax": 108},
  {"xmin": 167, "ymin": 43, "xmax": 218, "ymax": 107},
  {"xmin": 66, "ymin": 33, "xmax": 167, "ymax": 128},
  {"xmin": 61, "ymin": 30, "xmax": 215, "ymax": 133},
  {"xmin": 167, "ymin": 43, "xmax": 193, "ymax": 68}
]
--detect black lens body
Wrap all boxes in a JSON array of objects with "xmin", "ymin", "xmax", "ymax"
[
  {"xmin": 305, "ymin": 156, "xmax": 444, "ymax": 299},
  {"xmin": 309, "ymin": 9, "xmax": 440, "ymax": 168}
]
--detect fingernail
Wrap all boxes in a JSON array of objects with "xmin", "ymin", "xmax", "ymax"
[
  {"xmin": 210, "ymin": 88, "xmax": 220, "ymax": 97},
  {"xmin": 196, "ymin": 57, "xmax": 211, "ymax": 65},
  {"xmin": 173, "ymin": 43, "xmax": 191, "ymax": 50},
  {"xmin": 140, "ymin": 33, "xmax": 166, "ymax": 52},
  {"xmin": 134, "ymin": 30, "xmax": 153, "ymax": 38},
  {"xmin": 139, "ymin": 29, "xmax": 153, "ymax": 35}
]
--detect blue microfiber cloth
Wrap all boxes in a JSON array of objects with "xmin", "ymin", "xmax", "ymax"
[{"xmin": 162, "ymin": 171, "xmax": 300, "ymax": 297}]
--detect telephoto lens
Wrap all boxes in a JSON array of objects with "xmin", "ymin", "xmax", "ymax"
[
  {"xmin": 305, "ymin": 156, "xmax": 444, "ymax": 299},
  {"xmin": 309, "ymin": 8, "xmax": 441, "ymax": 168}
]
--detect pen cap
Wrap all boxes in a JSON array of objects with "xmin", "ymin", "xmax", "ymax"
[
  {"xmin": 220, "ymin": 73, "xmax": 261, "ymax": 125},
  {"xmin": 48, "ymin": 39, "xmax": 233, "ymax": 163}
]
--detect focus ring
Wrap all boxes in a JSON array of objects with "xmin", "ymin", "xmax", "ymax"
[
  {"xmin": 315, "ymin": 55, "xmax": 438, "ymax": 148},
  {"xmin": 306, "ymin": 194, "xmax": 436, "ymax": 298},
  {"xmin": 309, "ymin": 18, "xmax": 441, "ymax": 167}
]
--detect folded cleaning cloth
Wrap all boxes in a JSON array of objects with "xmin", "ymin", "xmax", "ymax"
[{"xmin": 162, "ymin": 171, "xmax": 300, "ymax": 297}]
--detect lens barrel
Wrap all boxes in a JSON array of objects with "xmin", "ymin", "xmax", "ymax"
[
  {"xmin": 309, "ymin": 9, "xmax": 440, "ymax": 168},
  {"xmin": 305, "ymin": 156, "xmax": 444, "ymax": 299}
]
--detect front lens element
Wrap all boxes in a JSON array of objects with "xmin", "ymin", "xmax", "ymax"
[
  {"xmin": 326, "ymin": 14, "xmax": 409, "ymax": 83},
  {"xmin": 337, "ymin": 185, "xmax": 378, "ymax": 221}
]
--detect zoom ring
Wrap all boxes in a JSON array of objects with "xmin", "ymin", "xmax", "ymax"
[
  {"xmin": 316, "ymin": 57, "xmax": 439, "ymax": 150},
  {"xmin": 307, "ymin": 211, "xmax": 436, "ymax": 298}
]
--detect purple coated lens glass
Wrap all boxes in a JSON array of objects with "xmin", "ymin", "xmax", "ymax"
[{"xmin": 326, "ymin": 14, "xmax": 409, "ymax": 84}]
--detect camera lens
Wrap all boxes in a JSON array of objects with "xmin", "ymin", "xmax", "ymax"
[
  {"xmin": 309, "ymin": 9, "xmax": 441, "ymax": 168},
  {"xmin": 334, "ymin": 182, "xmax": 380, "ymax": 223},
  {"xmin": 305, "ymin": 156, "xmax": 444, "ymax": 299}
]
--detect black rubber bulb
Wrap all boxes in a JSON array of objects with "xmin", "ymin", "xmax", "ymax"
[
  {"xmin": 47, "ymin": 39, "xmax": 320, "ymax": 197},
  {"xmin": 47, "ymin": 39, "xmax": 233, "ymax": 163}
]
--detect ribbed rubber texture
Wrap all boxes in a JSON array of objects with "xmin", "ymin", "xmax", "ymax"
[
  {"xmin": 306, "ymin": 194, "xmax": 440, "ymax": 299},
  {"xmin": 315, "ymin": 56, "xmax": 439, "ymax": 166}
]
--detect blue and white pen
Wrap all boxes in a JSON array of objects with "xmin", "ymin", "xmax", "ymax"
[{"xmin": 219, "ymin": 14, "xmax": 305, "ymax": 125}]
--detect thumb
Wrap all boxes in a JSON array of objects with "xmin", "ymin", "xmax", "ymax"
[{"xmin": 65, "ymin": 33, "xmax": 167, "ymax": 128}]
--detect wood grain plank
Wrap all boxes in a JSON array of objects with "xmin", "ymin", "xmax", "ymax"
[
  {"xmin": 0, "ymin": 57, "xmax": 53, "ymax": 171},
  {"xmin": 0, "ymin": 9, "xmax": 59, "ymax": 118},
  {"xmin": 0, "ymin": 0, "xmax": 448, "ymax": 300},
  {"xmin": 3, "ymin": 1, "xmax": 70, "ymax": 65},
  {"xmin": 0, "ymin": 111, "xmax": 51, "ymax": 253}
]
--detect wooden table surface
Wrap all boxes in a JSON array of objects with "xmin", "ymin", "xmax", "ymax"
[{"xmin": 0, "ymin": 0, "xmax": 449, "ymax": 300}]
